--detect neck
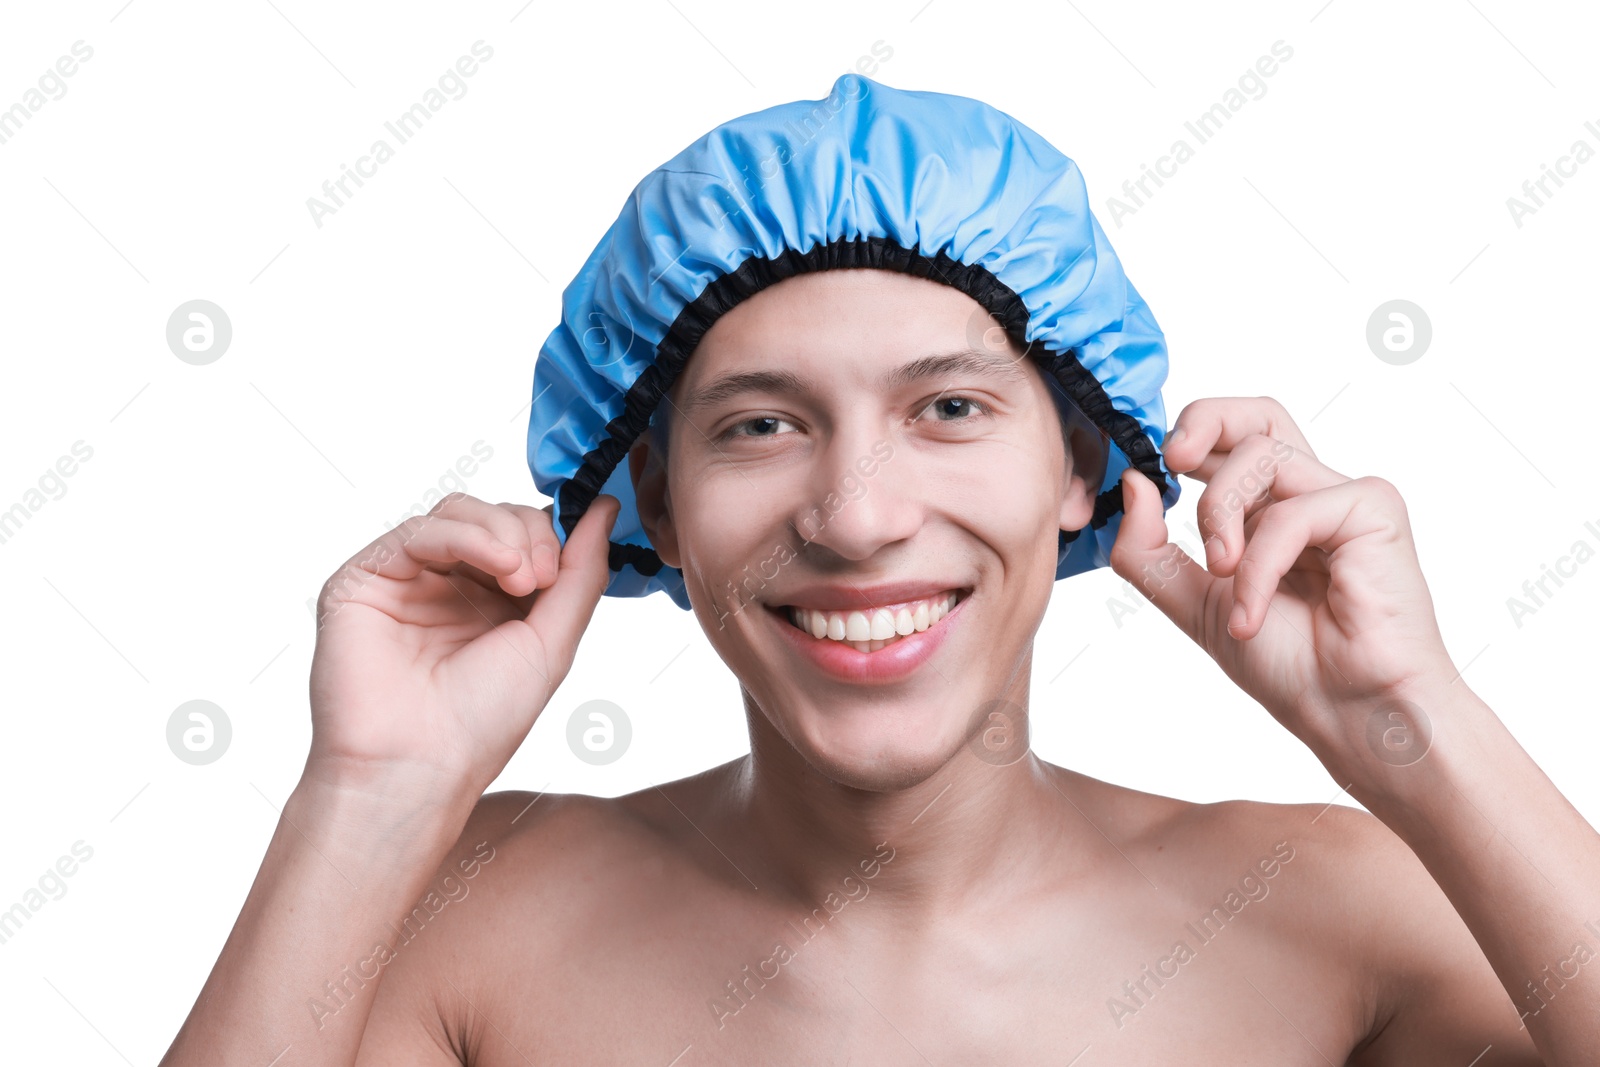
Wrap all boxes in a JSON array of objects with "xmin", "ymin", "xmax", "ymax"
[{"xmin": 728, "ymin": 687, "xmax": 1093, "ymax": 927}]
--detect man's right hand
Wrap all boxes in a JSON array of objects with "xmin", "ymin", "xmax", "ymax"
[
  {"xmin": 306, "ymin": 491, "xmax": 621, "ymax": 802},
  {"xmin": 160, "ymin": 492, "xmax": 620, "ymax": 1067}
]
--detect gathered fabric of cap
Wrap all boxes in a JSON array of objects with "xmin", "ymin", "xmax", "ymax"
[{"xmin": 527, "ymin": 73, "xmax": 1181, "ymax": 611}]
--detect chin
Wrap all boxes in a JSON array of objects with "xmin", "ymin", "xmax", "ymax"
[{"xmin": 783, "ymin": 705, "xmax": 968, "ymax": 794}]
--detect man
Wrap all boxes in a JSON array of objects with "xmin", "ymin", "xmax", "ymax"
[{"xmin": 162, "ymin": 76, "xmax": 1600, "ymax": 1065}]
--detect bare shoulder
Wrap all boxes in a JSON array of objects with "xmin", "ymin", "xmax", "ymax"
[
  {"xmin": 1048, "ymin": 766, "xmax": 1344, "ymax": 927},
  {"xmin": 1055, "ymin": 769, "xmax": 1537, "ymax": 1064},
  {"xmin": 1055, "ymin": 764, "xmax": 1431, "ymax": 924},
  {"xmin": 354, "ymin": 788, "xmax": 651, "ymax": 974},
  {"xmin": 356, "ymin": 773, "xmax": 729, "ymax": 1062},
  {"xmin": 1087, "ymin": 775, "xmax": 1473, "ymax": 968},
  {"xmin": 440, "ymin": 776, "xmax": 709, "ymax": 936},
  {"xmin": 409, "ymin": 758, "xmax": 748, "ymax": 950}
]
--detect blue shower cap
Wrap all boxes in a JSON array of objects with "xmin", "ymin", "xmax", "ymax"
[{"xmin": 527, "ymin": 73, "xmax": 1180, "ymax": 611}]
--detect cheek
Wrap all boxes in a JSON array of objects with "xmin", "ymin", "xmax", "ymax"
[
  {"xmin": 964, "ymin": 453, "xmax": 1062, "ymax": 535},
  {"xmin": 670, "ymin": 476, "xmax": 792, "ymax": 607}
]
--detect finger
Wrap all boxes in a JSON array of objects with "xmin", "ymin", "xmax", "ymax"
[
  {"xmin": 440, "ymin": 562, "xmax": 527, "ymax": 627},
  {"xmin": 1242, "ymin": 506, "xmax": 1331, "ymax": 576},
  {"xmin": 448, "ymin": 504, "xmax": 564, "ymax": 618},
  {"xmin": 1109, "ymin": 467, "xmax": 1218, "ymax": 647},
  {"xmin": 502, "ymin": 502, "xmax": 563, "ymax": 589},
  {"xmin": 1181, "ymin": 435, "xmax": 1349, "ymax": 490},
  {"xmin": 360, "ymin": 515, "xmax": 523, "ymax": 584},
  {"xmin": 1226, "ymin": 477, "xmax": 1400, "ymax": 638},
  {"xmin": 442, "ymin": 556, "xmax": 533, "ymax": 603},
  {"xmin": 479, "ymin": 503, "xmax": 558, "ymax": 597},
  {"xmin": 431, "ymin": 494, "xmax": 538, "ymax": 595},
  {"xmin": 1163, "ymin": 396, "xmax": 1318, "ymax": 476},
  {"xmin": 523, "ymin": 494, "xmax": 622, "ymax": 672},
  {"xmin": 1191, "ymin": 436, "xmax": 1348, "ymax": 577}
]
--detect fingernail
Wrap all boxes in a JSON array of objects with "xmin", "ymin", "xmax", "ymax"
[
  {"xmin": 1165, "ymin": 427, "xmax": 1186, "ymax": 448},
  {"xmin": 1229, "ymin": 602, "xmax": 1246, "ymax": 632},
  {"xmin": 531, "ymin": 543, "xmax": 557, "ymax": 572},
  {"xmin": 1204, "ymin": 536, "xmax": 1224, "ymax": 567}
]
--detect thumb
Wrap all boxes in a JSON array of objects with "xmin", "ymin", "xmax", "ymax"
[
  {"xmin": 524, "ymin": 493, "xmax": 621, "ymax": 670},
  {"xmin": 1110, "ymin": 467, "xmax": 1213, "ymax": 644}
]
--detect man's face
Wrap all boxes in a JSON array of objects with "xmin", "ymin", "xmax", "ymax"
[{"xmin": 629, "ymin": 268, "xmax": 1107, "ymax": 791}]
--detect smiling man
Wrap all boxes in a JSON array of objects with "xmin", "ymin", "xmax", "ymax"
[
  {"xmin": 629, "ymin": 268, "xmax": 1108, "ymax": 760},
  {"xmin": 163, "ymin": 75, "xmax": 1600, "ymax": 1066}
]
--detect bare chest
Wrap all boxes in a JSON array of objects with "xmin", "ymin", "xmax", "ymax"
[{"xmin": 465, "ymin": 897, "xmax": 1360, "ymax": 1066}]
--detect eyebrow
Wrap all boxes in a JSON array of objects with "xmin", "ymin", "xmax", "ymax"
[{"xmin": 680, "ymin": 348, "xmax": 1028, "ymax": 416}]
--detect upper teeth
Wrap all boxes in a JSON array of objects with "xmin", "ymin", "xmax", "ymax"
[{"xmin": 787, "ymin": 592, "xmax": 960, "ymax": 643}]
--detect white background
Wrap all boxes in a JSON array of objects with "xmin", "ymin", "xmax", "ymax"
[{"xmin": 2, "ymin": 0, "xmax": 1597, "ymax": 1061}]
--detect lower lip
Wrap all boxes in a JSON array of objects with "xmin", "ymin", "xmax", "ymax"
[{"xmin": 767, "ymin": 594, "xmax": 968, "ymax": 685}]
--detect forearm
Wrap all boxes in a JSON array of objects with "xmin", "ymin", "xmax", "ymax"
[
  {"xmin": 160, "ymin": 767, "xmax": 477, "ymax": 1067},
  {"xmin": 1352, "ymin": 684, "xmax": 1600, "ymax": 1063}
]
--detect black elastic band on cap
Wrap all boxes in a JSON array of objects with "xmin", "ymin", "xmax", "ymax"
[{"xmin": 558, "ymin": 235, "xmax": 1176, "ymax": 578}]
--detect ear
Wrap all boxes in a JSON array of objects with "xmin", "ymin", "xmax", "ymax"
[
  {"xmin": 1059, "ymin": 413, "xmax": 1109, "ymax": 535},
  {"xmin": 628, "ymin": 426, "xmax": 682, "ymax": 569}
]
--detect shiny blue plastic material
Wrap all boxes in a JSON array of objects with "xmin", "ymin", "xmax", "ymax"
[{"xmin": 528, "ymin": 73, "xmax": 1181, "ymax": 610}]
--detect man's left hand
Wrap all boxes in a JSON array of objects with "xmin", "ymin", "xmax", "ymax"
[{"xmin": 1111, "ymin": 395, "xmax": 1459, "ymax": 787}]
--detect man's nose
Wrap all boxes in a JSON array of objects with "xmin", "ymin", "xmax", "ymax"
[{"xmin": 786, "ymin": 426, "xmax": 919, "ymax": 562}]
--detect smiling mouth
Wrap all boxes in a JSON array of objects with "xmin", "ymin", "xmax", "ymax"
[{"xmin": 770, "ymin": 589, "xmax": 969, "ymax": 653}]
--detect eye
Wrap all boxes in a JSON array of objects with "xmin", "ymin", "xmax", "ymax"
[
  {"xmin": 917, "ymin": 395, "xmax": 991, "ymax": 423},
  {"xmin": 718, "ymin": 415, "xmax": 799, "ymax": 441}
]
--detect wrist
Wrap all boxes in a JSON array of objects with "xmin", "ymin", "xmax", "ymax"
[
  {"xmin": 288, "ymin": 759, "xmax": 482, "ymax": 874},
  {"xmin": 1323, "ymin": 679, "xmax": 1505, "ymax": 838}
]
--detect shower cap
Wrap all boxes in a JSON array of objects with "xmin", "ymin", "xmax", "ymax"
[{"xmin": 527, "ymin": 73, "xmax": 1181, "ymax": 610}]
